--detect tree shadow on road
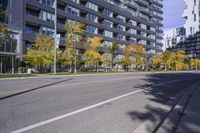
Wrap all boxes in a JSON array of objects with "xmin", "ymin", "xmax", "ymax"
[{"xmin": 127, "ymin": 73, "xmax": 200, "ymax": 133}]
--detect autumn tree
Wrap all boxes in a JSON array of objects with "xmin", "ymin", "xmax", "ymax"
[
  {"xmin": 108, "ymin": 41, "xmax": 120, "ymax": 70},
  {"xmin": 152, "ymin": 55, "xmax": 162, "ymax": 69},
  {"xmin": 121, "ymin": 56, "xmax": 132, "ymax": 71},
  {"xmin": 159, "ymin": 51, "xmax": 173, "ymax": 71},
  {"xmin": 0, "ymin": 3, "xmax": 10, "ymax": 40},
  {"xmin": 0, "ymin": 23, "xmax": 10, "ymax": 40},
  {"xmin": 24, "ymin": 35, "xmax": 61, "ymax": 73},
  {"xmin": 191, "ymin": 59, "xmax": 200, "ymax": 70},
  {"xmin": 173, "ymin": 51, "xmax": 188, "ymax": 70},
  {"xmin": 102, "ymin": 52, "xmax": 112, "ymax": 71},
  {"xmin": 64, "ymin": 21, "xmax": 85, "ymax": 74},
  {"xmin": 84, "ymin": 36, "xmax": 102, "ymax": 73},
  {"xmin": 124, "ymin": 44, "xmax": 146, "ymax": 70}
]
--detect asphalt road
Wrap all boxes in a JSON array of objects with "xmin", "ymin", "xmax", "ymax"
[{"xmin": 0, "ymin": 72, "xmax": 200, "ymax": 133}]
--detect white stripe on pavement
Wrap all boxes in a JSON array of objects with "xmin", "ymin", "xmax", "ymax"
[
  {"xmin": 11, "ymin": 89, "xmax": 144, "ymax": 133},
  {"xmin": 11, "ymin": 78, "xmax": 199, "ymax": 133}
]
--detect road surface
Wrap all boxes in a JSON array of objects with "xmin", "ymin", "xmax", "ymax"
[{"xmin": 0, "ymin": 72, "xmax": 200, "ymax": 133}]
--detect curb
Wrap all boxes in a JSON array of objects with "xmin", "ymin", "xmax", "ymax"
[
  {"xmin": 0, "ymin": 71, "xmax": 199, "ymax": 80},
  {"xmin": 132, "ymin": 81, "xmax": 200, "ymax": 133}
]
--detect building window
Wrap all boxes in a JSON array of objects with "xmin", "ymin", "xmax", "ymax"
[
  {"xmin": 86, "ymin": 2, "xmax": 98, "ymax": 11},
  {"xmin": 0, "ymin": 0, "xmax": 11, "ymax": 23},
  {"xmin": 140, "ymin": 40, "xmax": 146, "ymax": 45},
  {"xmin": 103, "ymin": 41, "xmax": 112, "ymax": 47},
  {"xmin": 41, "ymin": 26, "xmax": 54, "ymax": 36},
  {"xmin": 104, "ymin": 9, "xmax": 113, "ymax": 17},
  {"xmin": 86, "ymin": 13, "xmax": 97, "ymax": 23},
  {"xmin": 141, "ymin": 32, "xmax": 147, "ymax": 37},
  {"xmin": 67, "ymin": 6, "xmax": 80, "ymax": 16},
  {"xmin": 86, "ymin": 25, "xmax": 98, "ymax": 34},
  {"xmin": 70, "ymin": 0, "xmax": 79, "ymax": 3},
  {"xmin": 130, "ymin": 37, "xmax": 137, "ymax": 42},
  {"xmin": 104, "ymin": 20, "xmax": 113, "ymax": 28},
  {"xmin": 194, "ymin": 14, "xmax": 196, "ymax": 21},
  {"xmin": 104, "ymin": 30, "xmax": 113, "ymax": 38},
  {"xmin": 41, "ymin": 0, "xmax": 54, "ymax": 7},
  {"xmin": 118, "ymin": 25, "xmax": 125, "ymax": 31},
  {"xmin": 117, "ymin": 15, "xmax": 126, "ymax": 22},
  {"xmin": 141, "ymin": 24, "xmax": 147, "ymax": 29},
  {"xmin": 26, "ymin": 25, "xmax": 39, "ymax": 34},
  {"xmin": 0, "ymin": 39, "xmax": 17, "ymax": 53},
  {"xmin": 25, "ymin": 42, "xmax": 33, "ymax": 52},
  {"xmin": 26, "ymin": 8, "xmax": 40, "ymax": 18},
  {"xmin": 129, "ymin": 29, "xmax": 136, "ymax": 34},
  {"xmin": 118, "ymin": 34, "xmax": 125, "ymax": 41},
  {"xmin": 42, "ymin": 11, "xmax": 55, "ymax": 22},
  {"xmin": 130, "ymin": 20, "xmax": 136, "ymax": 26}
]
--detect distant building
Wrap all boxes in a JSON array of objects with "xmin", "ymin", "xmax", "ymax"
[
  {"xmin": 170, "ymin": 31, "xmax": 200, "ymax": 59},
  {"xmin": 163, "ymin": 27, "xmax": 185, "ymax": 51},
  {"xmin": 167, "ymin": 0, "xmax": 200, "ymax": 59},
  {"xmin": 183, "ymin": 0, "xmax": 200, "ymax": 37}
]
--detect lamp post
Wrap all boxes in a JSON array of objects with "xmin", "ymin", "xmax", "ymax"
[
  {"xmin": 53, "ymin": 0, "xmax": 57, "ymax": 74},
  {"xmin": 196, "ymin": 54, "xmax": 198, "ymax": 71}
]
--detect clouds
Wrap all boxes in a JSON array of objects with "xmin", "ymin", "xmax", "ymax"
[{"xmin": 163, "ymin": 0, "xmax": 185, "ymax": 30}]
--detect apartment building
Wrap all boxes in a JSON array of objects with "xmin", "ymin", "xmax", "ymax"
[
  {"xmin": 1, "ymin": 0, "xmax": 163, "ymax": 72},
  {"xmin": 168, "ymin": 0, "xmax": 200, "ymax": 59},
  {"xmin": 0, "ymin": 0, "xmax": 23, "ymax": 73},
  {"xmin": 183, "ymin": 0, "xmax": 200, "ymax": 37},
  {"xmin": 163, "ymin": 27, "xmax": 185, "ymax": 51}
]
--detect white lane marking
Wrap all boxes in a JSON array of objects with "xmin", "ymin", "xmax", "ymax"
[
  {"xmin": 11, "ymin": 89, "xmax": 144, "ymax": 133},
  {"xmin": 11, "ymin": 78, "xmax": 199, "ymax": 133}
]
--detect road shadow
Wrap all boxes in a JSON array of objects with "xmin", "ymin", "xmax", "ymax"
[
  {"xmin": 127, "ymin": 73, "xmax": 200, "ymax": 133},
  {"xmin": 0, "ymin": 78, "xmax": 73, "ymax": 100}
]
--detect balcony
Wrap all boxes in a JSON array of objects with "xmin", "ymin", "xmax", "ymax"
[
  {"xmin": 124, "ymin": 0, "xmax": 138, "ymax": 10},
  {"xmin": 139, "ymin": 7, "xmax": 151, "ymax": 15},
  {"xmin": 134, "ymin": 0, "xmax": 149, "ymax": 6}
]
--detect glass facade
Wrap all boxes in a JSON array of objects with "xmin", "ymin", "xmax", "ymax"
[
  {"xmin": 0, "ymin": 35, "xmax": 20, "ymax": 73},
  {"xmin": 0, "ymin": 39, "xmax": 17, "ymax": 53},
  {"xmin": 0, "ymin": 0, "xmax": 11, "ymax": 23}
]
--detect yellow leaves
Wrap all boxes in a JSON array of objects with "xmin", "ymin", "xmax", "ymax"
[
  {"xmin": 175, "ymin": 61, "xmax": 185, "ymax": 70},
  {"xmin": 191, "ymin": 59, "xmax": 200, "ymax": 68},
  {"xmin": 91, "ymin": 36, "xmax": 103, "ymax": 49},
  {"xmin": 0, "ymin": 22, "xmax": 10, "ymax": 40},
  {"xmin": 85, "ymin": 50, "xmax": 101, "ymax": 60},
  {"xmin": 65, "ymin": 21, "xmax": 85, "ymax": 35},
  {"xmin": 64, "ymin": 46, "xmax": 74, "ymax": 65},
  {"xmin": 124, "ymin": 44, "xmax": 146, "ymax": 67},
  {"xmin": 84, "ymin": 49, "xmax": 102, "ymax": 65},
  {"xmin": 152, "ymin": 55, "xmax": 161, "ymax": 66},
  {"xmin": 84, "ymin": 36, "xmax": 103, "ymax": 49},
  {"xmin": 23, "ymin": 34, "xmax": 57, "ymax": 66},
  {"xmin": 84, "ymin": 36, "xmax": 102, "ymax": 65},
  {"xmin": 108, "ymin": 41, "xmax": 120, "ymax": 52},
  {"xmin": 34, "ymin": 34, "xmax": 54, "ymax": 51},
  {"xmin": 125, "ymin": 44, "xmax": 146, "ymax": 57},
  {"xmin": 155, "ymin": 50, "xmax": 189, "ymax": 70},
  {"xmin": 64, "ymin": 21, "xmax": 85, "ymax": 66},
  {"xmin": 121, "ymin": 56, "xmax": 131, "ymax": 67}
]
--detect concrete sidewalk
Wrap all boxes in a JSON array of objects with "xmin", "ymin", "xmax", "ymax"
[{"xmin": 157, "ymin": 83, "xmax": 200, "ymax": 133}]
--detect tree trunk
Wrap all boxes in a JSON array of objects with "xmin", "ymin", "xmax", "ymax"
[
  {"xmin": 69, "ymin": 64, "xmax": 72, "ymax": 73},
  {"xmin": 97, "ymin": 61, "xmax": 99, "ymax": 74}
]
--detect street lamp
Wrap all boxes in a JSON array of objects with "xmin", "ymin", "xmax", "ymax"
[
  {"xmin": 195, "ymin": 54, "xmax": 198, "ymax": 71},
  {"xmin": 53, "ymin": 0, "xmax": 57, "ymax": 74}
]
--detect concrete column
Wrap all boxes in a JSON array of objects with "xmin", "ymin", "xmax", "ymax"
[
  {"xmin": 12, "ymin": 56, "xmax": 14, "ymax": 74},
  {"xmin": 0, "ymin": 57, "xmax": 2, "ymax": 73}
]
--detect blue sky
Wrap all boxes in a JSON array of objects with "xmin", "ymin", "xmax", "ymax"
[{"xmin": 163, "ymin": 0, "xmax": 185, "ymax": 30}]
